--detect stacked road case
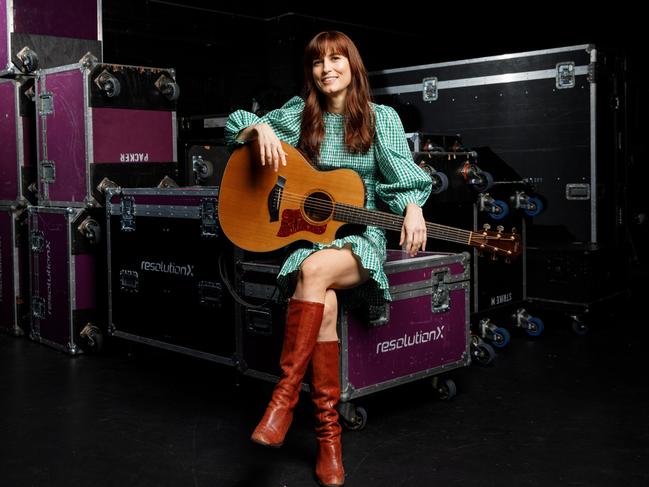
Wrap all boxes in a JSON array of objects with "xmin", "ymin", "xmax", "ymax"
[
  {"xmin": 35, "ymin": 58, "xmax": 180, "ymax": 207},
  {"xmin": 27, "ymin": 206, "xmax": 104, "ymax": 353},
  {"xmin": 1, "ymin": 0, "xmax": 103, "ymax": 76},
  {"xmin": 371, "ymin": 44, "xmax": 628, "ymax": 329},
  {"xmin": 1, "ymin": 1, "xmax": 104, "ymax": 340}
]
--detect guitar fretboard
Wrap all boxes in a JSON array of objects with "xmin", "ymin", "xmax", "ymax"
[{"xmin": 334, "ymin": 203, "xmax": 471, "ymax": 245}]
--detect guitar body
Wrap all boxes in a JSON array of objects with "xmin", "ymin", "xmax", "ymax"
[{"xmin": 218, "ymin": 141, "xmax": 366, "ymax": 252}]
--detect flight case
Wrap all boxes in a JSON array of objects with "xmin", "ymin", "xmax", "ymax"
[{"xmin": 106, "ymin": 187, "xmax": 235, "ymax": 365}]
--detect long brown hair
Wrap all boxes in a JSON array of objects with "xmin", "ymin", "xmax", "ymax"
[{"xmin": 299, "ymin": 31, "xmax": 375, "ymax": 162}]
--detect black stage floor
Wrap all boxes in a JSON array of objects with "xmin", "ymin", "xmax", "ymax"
[{"xmin": 2, "ymin": 292, "xmax": 648, "ymax": 487}]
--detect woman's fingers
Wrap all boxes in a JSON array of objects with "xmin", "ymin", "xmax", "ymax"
[
  {"xmin": 252, "ymin": 124, "xmax": 288, "ymax": 171},
  {"xmin": 402, "ymin": 226, "xmax": 427, "ymax": 257}
]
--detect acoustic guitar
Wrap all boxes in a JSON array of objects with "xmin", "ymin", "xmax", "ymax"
[{"xmin": 218, "ymin": 140, "xmax": 521, "ymax": 259}]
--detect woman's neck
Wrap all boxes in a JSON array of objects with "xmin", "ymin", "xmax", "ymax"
[{"xmin": 325, "ymin": 92, "xmax": 346, "ymax": 114}]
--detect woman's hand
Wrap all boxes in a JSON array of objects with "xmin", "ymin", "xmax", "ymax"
[
  {"xmin": 252, "ymin": 123, "xmax": 287, "ymax": 172},
  {"xmin": 400, "ymin": 204, "xmax": 427, "ymax": 257}
]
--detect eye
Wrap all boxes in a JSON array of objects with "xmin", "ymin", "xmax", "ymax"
[{"xmin": 313, "ymin": 60, "xmax": 323, "ymax": 66}]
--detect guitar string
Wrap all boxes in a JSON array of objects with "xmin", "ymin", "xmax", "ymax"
[
  {"xmin": 271, "ymin": 190, "xmax": 478, "ymax": 245},
  {"xmin": 252, "ymin": 188, "xmax": 514, "ymax": 253},
  {"xmin": 275, "ymin": 192, "xmax": 470, "ymax": 243}
]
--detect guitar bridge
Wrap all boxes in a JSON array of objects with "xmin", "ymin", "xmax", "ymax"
[{"xmin": 267, "ymin": 175, "xmax": 286, "ymax": 222}]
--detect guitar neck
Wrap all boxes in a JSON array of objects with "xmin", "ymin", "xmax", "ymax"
[{"xmin": 334, "ymin": 203, "xmax": 472, "ymax": 246}]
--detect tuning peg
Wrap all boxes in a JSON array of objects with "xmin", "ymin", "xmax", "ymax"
[
  {"xmin": 482, "ymin": 223, "xmax": 491, "ymax": 231},
  {"xmin": 496, "ymin": 225, "xmax": 504, "ymax": 233}
]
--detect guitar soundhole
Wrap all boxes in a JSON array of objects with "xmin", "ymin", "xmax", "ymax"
[{"xmin": 304, "ymin": 191, "xmax": 333, "ymax": 223}]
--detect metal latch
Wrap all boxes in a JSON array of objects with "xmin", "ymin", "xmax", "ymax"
[
  {"xmin": 565, "ymin": 183, "xmax": 590, "ymax": 200},
  {"xmin": 40, "ymin": 160, "xmax": 56, "ymax": 183},
  {"xmin": 120, "ymin": 196, "xmax": 136, "ymax": 232},
  {"xmin": 198, "ymin": 281, "xmax": 223, "ymax": 307},
  {"xmin": 556, "ymin": 62, "xmax": 576, "ymax": 89},
  {"xmin": 245, "ymin": 308, "xmax": 273, "ymax": 336},
  {"xmin": 200, "ymin": 198, "xmax": 219, "ymax": 237},
  {"xmin": 30, "ymin": 230, "xmax": 45, "ymax": 252},
  {"xmin": 367, "ymin": 304, "xmax": 390, "ymax": 327},
  {"xmin": 119, "ymin": 270, "xmax": 139, "ymax": 292},
  {"xmin": 431, "ymin": 270, "xmax": 450, "ymax": 313},
  {"xmin": 31, "ymin": 296, "xmax": 46, "ymax": 319},
  {"xmin": 422, "ymin": 77, "xmax": 438, "ymax": 102},
  {"xmin": 39, "ymin": 92, "xmax": 54, "ymax": 116}
]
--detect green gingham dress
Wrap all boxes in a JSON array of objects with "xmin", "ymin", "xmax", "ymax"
[{"xmin": 225, "ymin": 96, "xmax": 432, "ymax": 306}]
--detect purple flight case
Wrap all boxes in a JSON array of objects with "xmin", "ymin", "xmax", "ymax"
[
  {"xmin": 1, "ymin": 0, "xmax": 102, "ymax": 76},
  {"xmin": 28, "ymin": 205, "xmax": 105, "ymax": 354},
  {"xmin": 237, "ymin": 250, "xmax": 471, "ymax": 401},
  {"xmin": 0, "ymin": 76, "xmax": 36, "ymax": 205},
  {"xmin": 36, "ymin": 59, "xmax": 179, "ymax": 207},
  {"xmin": 0, "ymin": 205, "xmax": 28, "ymax": 335},
  {"xmin": 341, "ymin": 251, "xmax": 470, "ymax": 400}
]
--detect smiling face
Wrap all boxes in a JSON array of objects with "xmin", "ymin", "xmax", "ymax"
[{"xmin": 312, "ymin": 51, "xmax": 352, "ymax": 102}]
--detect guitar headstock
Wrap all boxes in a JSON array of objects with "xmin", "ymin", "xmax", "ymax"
[{"xmin": 469, "ymin": 224, "xmax": 522, "ymax": 261}]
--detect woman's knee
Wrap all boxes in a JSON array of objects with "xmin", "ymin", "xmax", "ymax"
[
  {"xmin": 299, "ymin": 257, "xmax": 323, "ymax": 280},
  {"xmin": 296, "ymin": 257, "xmax": 327, "ymax": 291}
]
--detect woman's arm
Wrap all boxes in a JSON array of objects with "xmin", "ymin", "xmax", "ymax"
[
  {"xmin": 373, "ymin": 105, "xmax": 432, "ymax": 256},
  {"xmin": 225, "ymin": 96, "xmax": 305, "ymax": 170}
]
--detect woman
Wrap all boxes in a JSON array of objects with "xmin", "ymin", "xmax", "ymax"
[{"xmin": 225, "ymin": 31, "xmax": 432, "ymax": 487}]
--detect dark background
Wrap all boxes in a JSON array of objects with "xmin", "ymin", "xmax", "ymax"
[{"xmin": 102, "ymin": 0, "xmax": 644, "ymax": 115}]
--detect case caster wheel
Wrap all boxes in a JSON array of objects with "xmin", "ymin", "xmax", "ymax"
[
  {"xmin": 571, "ymin": 315, "xmax": 589, "ymax": 335},
  {"xmin": 433, "ymin": 377, "xmax": 457, "ymax": 401},
  {"xmin": 478, "ymin": 319, "xmax": 510, "ymax": 348},
  {"xmin": 340, "ymin": 404, "xmax": 367, "ymax": 431},
  {"xmin": 468, "ymin": 169, "xmax": 494, "ymax": 192},
  {"xmin": 471, "ymin": 340, "xmax": 496, "ymax": 365},
  {"xmin": 524, "ymin": 196, "xmax": 543, "ymax": 217},
  {"xmin": 490, "ymin": 327, "xmax": 510, "ymax": 348},
  {"xmin": 488, "ymin": 200, "xmax": 509, "ymax": 220},
  {"xmin": 429, "ymin": 171, "xmax": 449, "ymax": 194},
  {"xmin": 525, "ymin": 317, "xmax": 545, "ymax": 337}
]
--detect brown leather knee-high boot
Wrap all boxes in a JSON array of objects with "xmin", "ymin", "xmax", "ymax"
[
  {"xmin": 310, "ymin": 341, "xmax": 345, "ymax": 487},
  {"xmin": 251, "ymin": 298, "xmax": 324, "ymax": 447}
]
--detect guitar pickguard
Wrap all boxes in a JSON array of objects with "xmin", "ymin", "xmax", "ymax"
[{"xmin": 277, "ymin": 209, "xmax": 327, "ymax": 237}]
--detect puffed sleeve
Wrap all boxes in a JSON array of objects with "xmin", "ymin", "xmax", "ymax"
[
  {"xmin": 374, "ymin": 104, "xmax": 432, "ymax": 215},
  {"xmin": 224, "ymin": 96, "xmax": 305, "ymax": 151}
]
